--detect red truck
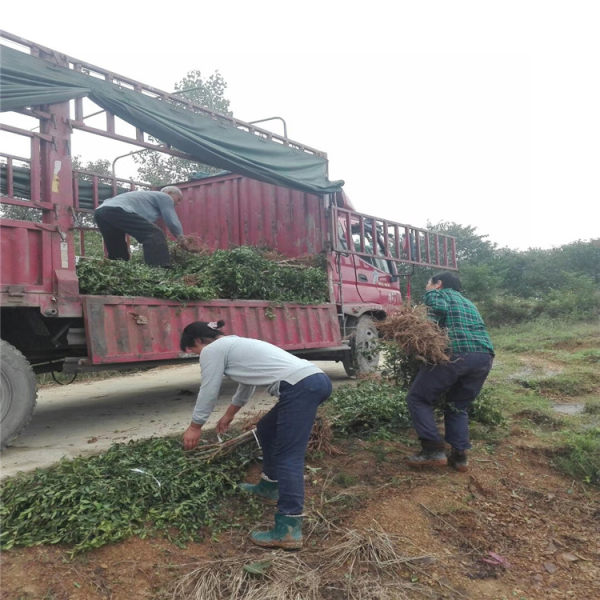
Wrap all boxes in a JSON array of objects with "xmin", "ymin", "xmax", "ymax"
[{"xmin": 0, "ymin": 31, "xmax": 457, "ymax": 446}]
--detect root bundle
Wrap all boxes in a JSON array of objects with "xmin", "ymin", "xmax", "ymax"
[{"xmin": 378, "ymin": 304, "xmax": 450, "ymax": 364}]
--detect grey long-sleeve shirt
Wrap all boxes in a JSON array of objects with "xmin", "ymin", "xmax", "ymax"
[
  {"xmin": 191, "ymin": 336, "xmax": 323, "ymax": 424},
  {"xmin": 97, "ymin": 190, "xmax": 183, "ymax": 237}
]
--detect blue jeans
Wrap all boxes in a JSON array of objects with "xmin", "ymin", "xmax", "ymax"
[
  {"xmin": 256, "ymin": 372, "xmax": 332, "ymax": 515},
  {"xmin": 406, "ymin": 353, "xmax": 493, "ymax": 451}
]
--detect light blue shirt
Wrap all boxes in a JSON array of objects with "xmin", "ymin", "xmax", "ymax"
[
  {"xmin": 191, "ymin": 336, "xmax": 323, "ymax": 424},
  {"xmin": 97, "ymin": 190, "xmax": 183, "ymax": 237}
]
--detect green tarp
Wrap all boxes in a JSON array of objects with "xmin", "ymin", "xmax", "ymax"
[
  {"xmin": 0, "ymin": 164, "xmax": 128, "ymax": 209},
  {"xmin": 0, "ymin": 45, "xmax": 343, "ymax": 194}
]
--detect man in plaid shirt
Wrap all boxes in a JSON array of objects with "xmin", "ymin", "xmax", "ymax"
[{"xmin": 406, "ymin": 271, "xmax": 494, "ymax": 472}]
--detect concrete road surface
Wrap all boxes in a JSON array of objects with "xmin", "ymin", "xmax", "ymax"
[{"xmin": 0, "ymin": 361, "xmax": 350, "ymax": 479}]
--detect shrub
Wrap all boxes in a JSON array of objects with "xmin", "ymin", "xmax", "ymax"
[
  {"xmin": 468, "ymin": 388, "xmax": 505, "ymax": 426},
  {"xmin": 326, "ymin": 380, "xmax": 411, "ymax": 436}
]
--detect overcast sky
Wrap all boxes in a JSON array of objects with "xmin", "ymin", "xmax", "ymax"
[{"xmin": 2, "ymin": 1, "xmax": 599, "ymax": 250}]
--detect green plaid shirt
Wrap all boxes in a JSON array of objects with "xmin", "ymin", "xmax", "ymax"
[{"xmin": 424, "ymin": 288, "xmax": 494, "ymax": 356}]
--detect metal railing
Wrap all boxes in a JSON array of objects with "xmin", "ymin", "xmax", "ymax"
[{"xmin": 333, "ymin": 205, "xmax": 458, "ymax": 270}]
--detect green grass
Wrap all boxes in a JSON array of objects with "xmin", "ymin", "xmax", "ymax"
[
  {"xmin": 490, "ymin": 318, "xmax": 597, "ymax": 353},
  {"xmin": 553, "ymin": 428, "xmax": 600, "ymax": 485},
  {"xmin": 486, "ymin": 317, "xmax": 600, "ymax": 484}
]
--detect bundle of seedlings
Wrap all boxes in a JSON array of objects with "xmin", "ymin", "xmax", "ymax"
[
  {"xmin": 377, "ymin": 304, "xmax": 450, "ymax": 365},
  {"xmin": 0, "ymin": 434, "xmax": 263, "ymax": 554},
  {"xmin": 187, "ymin": 429, "xmax": 261, "ymax": 463},
  {"xmin": 377, "ymin": 304, "xmax": 450, "ymax": 387},
  {"xmin": 237, "ymin": 412, "xmax": 343, "ymax": 457},
  {"xmin": 307, "ymin": 415, "xmax": 344, "ymax": 456},
  {"xmin": 77, "ymin": 245, "xmax": 328, "ymax": 303}
]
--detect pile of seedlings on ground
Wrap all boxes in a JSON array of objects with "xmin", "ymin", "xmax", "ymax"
[
  {"xmin": 169, "ymin": 524, "xmax": 437, "ymax": 600},
  {"xmin": 0, "ymin": 431, "xmax": 263, "ymax": 554},
  {"xmin": 0, "ymin": 418, "xmax": 344, "ymax": 556},
  {"xmin": 76, "ymin": 244, "xmax": 328, "ymax": 303}
]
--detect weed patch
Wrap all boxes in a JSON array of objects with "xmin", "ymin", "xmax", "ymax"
[
  {"xmin": 553, "ymin": 428, "xmax": 600, "ymax": 485},
  {"xmin": 514, "ymin": 409, "xmax": 562, "ymax": 429},
  {"xmin": 516, "ymin": 371, "xmax": 599, "ymax": 399}
]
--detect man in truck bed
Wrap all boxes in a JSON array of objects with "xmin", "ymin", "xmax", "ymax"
[{"xmin": 93, "ymin": 186, "xmax": 186, "ymax": 267}]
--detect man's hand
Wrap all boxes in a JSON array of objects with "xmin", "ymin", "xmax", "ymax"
[
  {"xmin": 216, "ymin": 414, "xmax": 233, "ymax": 434},
  {"xmin": 216, "ymin": 404, "xmax": 241, "ymax": 434},
  {"xmin": 183, "ymin": 423, "xmax": 203, "ymax": 450},
  {"xmin": 176, "ymin": 235, "xmax": 202, "ymax": 253}
]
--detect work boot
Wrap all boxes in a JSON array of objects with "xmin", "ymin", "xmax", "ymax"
[
  {"xmin": 406, "ymin": 440, "xmax": 447, "ymax": 469},
  {"xmin": 250, "ymin": 513, "xmax": 303, "ymax": 550},
  {"xmin": 239, "ymin": 474, "xmax": 279, "ymax": 501},
  {"xmin": 448, "ymin": 448, "xmax": 468, "ymax": 472}
]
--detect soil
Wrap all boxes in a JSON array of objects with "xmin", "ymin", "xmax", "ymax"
[{"xmin": 2, "ymin": 423, "xmax": 599, "ymax": 600}]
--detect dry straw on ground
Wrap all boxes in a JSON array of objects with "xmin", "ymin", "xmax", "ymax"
[
  {"xmin": 169, "ymin": 526, "xmax": 436, "ymax": 600},
  {"xmin": 377, "ymin": 304, "xmax": 450, "ymax": 364}
]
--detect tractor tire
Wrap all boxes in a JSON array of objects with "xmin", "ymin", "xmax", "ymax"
[
  {"xmin": 342, "ymin": 315, "xmax": 381, "ymax": 377},
  {"xmin": 1, "ymin": 340, "xmax": 37, "ymax": 447}
]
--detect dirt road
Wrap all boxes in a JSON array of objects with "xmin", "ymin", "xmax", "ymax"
[{"xmin": 0, "ymin": 361, "xmax": 350, "ymax": 479}]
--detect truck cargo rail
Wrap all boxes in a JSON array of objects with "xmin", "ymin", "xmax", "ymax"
[{"xmin": 332, "ymin": 205, "xmax": 457, "ymax": 270}]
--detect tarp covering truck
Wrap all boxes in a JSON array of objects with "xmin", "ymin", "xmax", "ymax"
[{"xmin": 0, "ymin": 31, "xmax": 457, "ymax": 445}]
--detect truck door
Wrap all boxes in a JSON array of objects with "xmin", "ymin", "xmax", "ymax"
[
  {"xmin": 333, "ymin": 218, "xmax": 364, "ymax": 304},
  {"xmin": 350, "ymin": 220, "xmax": 402, "ymax": 307}
]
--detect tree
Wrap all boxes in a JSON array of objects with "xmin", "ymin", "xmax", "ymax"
[
  {"xmin": 0, "ymin": 157, "xmax": 114, "ymax": 223},
  {"xmin": 71, "ymin": 156, "xmax": 114, "ymax": 258},
  {"xmin": 133, "ymin": 70, "xmax": 232, "ymax": 186},
  {"xmin": 426, "ymin": 220, "xmax": 498, "ymax": 264},
  {"xmin": 407, "ymin": 221, "xmax": 499, "ymax": 301},
  {"xmin": 72, "ymin": 156, "xmax": 112, "ymax": 179}
]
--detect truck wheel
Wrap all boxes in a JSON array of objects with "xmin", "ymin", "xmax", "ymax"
[
  {"xmin": 1, "ymin": 340, "xmax": 37, "ymax": 447},
  {"xmin": 342, "ymin": 315, "xmax": 381, "ymax": 377}
]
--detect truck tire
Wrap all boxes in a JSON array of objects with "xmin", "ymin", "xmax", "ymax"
[
  {"xmin": 1, "ymin": 340, "xmax": 37, "ymax": 447},
  {"xmin": 342, "ymin": 315, "xmax": 381, "ymax": 377}
]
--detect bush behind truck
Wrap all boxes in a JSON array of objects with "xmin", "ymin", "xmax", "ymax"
[{"xmin": 0, "ymin": 31, "xmax": 457, "ymax": 446}]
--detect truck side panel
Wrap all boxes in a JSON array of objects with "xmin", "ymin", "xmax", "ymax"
[
  {"xmin": 176, "ymin": 175, "xmax": 328, "ymax": 256},
  {"xmin": 0, "ymin": 220, "xmax": 47, "ymax": 288},
  {"xmin": 82, "ymin": 296, "xmax": 342, "ymax": 365}
]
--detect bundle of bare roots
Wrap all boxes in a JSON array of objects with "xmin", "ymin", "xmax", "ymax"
[
  {"xmin": 377, "ymin": 304, "xmax": 450, "ymax": 364},
  {"xmin": 186, "ymin": 429, "xmax": 261, "ymax": 463},
  {"xmin": 175, "ymin": 235, "xmax": 212, "ymax": 255},
  {"xmin": 239, "ymin": 414, "xmax": 343, "ymax": 457},
  {"xmin": 169, "ymin": 526, "xmax": 436, "ymax": 600},
  {"xmin": 307, "ymin": 416, "xmax": 344, "ymax": 456}
]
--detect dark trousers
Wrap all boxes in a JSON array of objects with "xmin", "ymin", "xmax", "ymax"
[
  {"xmin": 406, "ymin": 352, "xmax": 493, "ymax": 451},
  {"xmin": 256, "ymin": 373, "xmax": 332, "ymax": 515},
  {"xmin": 94, "ymin": 206, "xmax": 171, "ymax": 267}
]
